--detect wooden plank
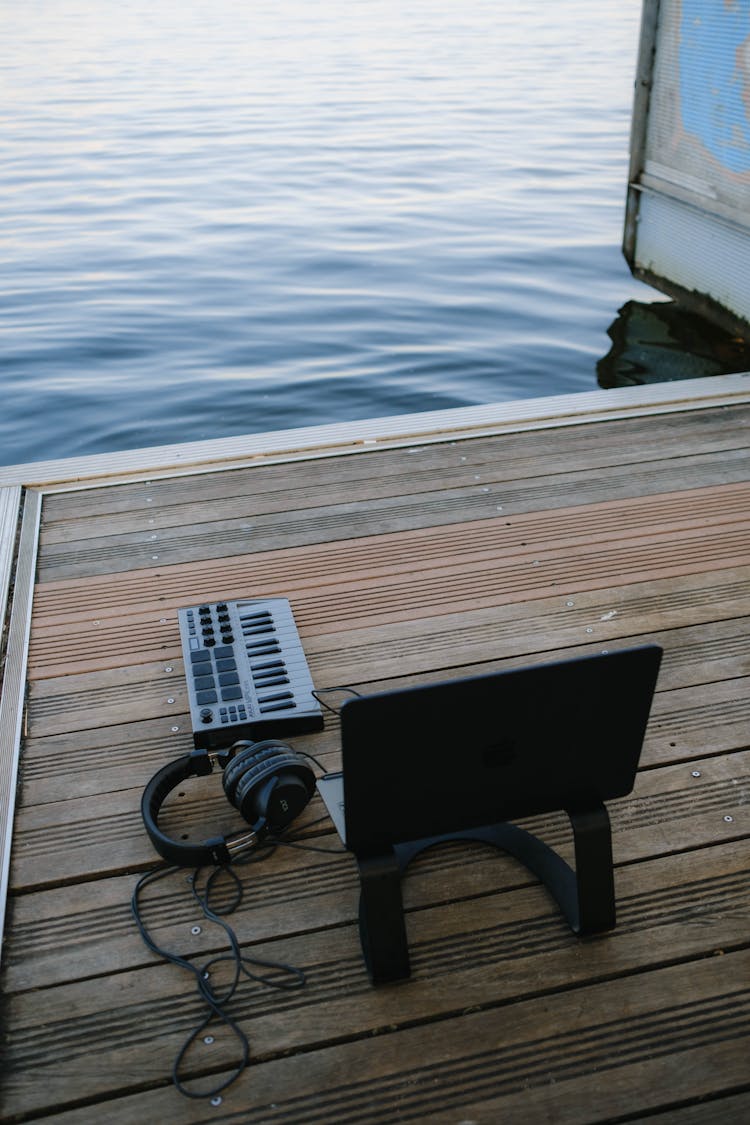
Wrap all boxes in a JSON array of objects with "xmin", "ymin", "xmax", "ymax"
[
  {"xmin": 24, "ymin": 568, "xmax": 749, "ymax": 706},
  {"xmin": 25, "ymin": 486, "xmax": 750, "ymax": 679},
  {"xmin": 40, "ymin": 1069, "xmax": 750, "ymax": 1125},
  {"xmin": 3, "ymin": 919, "xmax": 747, "ymax": 1120},
  {"xmin": 3, "ymin": 812, "xmax": 747, "ymax": 997},
  {"xmin": 33, "ymin": 446, "xmax": 750, "ymax": 581},
  {"xmin": 35, "ymin": 403, "xmax": 750, "ymax": 532},
  {"xmin": 625, "ymin": 1093, "xmax": 750, "ymax": 1124},
  {"xmin": 18, "ymin": 618, "xmax": 750, "ymax": 811},
  {"xmin": 301, "ymin": 576, "xmax": 750, "ymax": 688},
  {"xmin": 7, "ymin": 745, "xmax": 749, "ymax": 894},
  {"xmin": 25, "ymin": 585, "xmax": 750, "ymax": 723},
  {"xmin": 29, "ymin": 481, "xmax": 750, "ymax": 620}
]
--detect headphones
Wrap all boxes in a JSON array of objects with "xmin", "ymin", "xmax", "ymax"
[{"xmin": 141, "ymin": 739, "xmax": 317, "ymax": 867}]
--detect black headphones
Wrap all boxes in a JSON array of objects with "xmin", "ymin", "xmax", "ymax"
[{"xmin": 141, "ymin": 739, "xmax": 317, "ymax": 867}]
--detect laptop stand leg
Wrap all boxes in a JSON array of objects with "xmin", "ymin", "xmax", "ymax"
[
  {"xmin": 482, "ymin": 806, "xmax": 615, "ymax": 935},
  {"xmin": 567, "ymin": 803, "xmax": 616, "ymax": 934},
  {"xmin": 356, "ymin": 850, "xmax": 410, "ymax": 984},
  {"xmin": 354, "ymin": 804, "xmax": 615, "ymax": 984}
]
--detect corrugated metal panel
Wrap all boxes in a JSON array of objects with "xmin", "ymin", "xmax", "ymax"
[
  {"xmin": 626, "ymin": 0, "xmax": 750, "ymax": 331},
  {"xmin": 636, "ymin": 190, "xmax": 750, "ymax": 323}
]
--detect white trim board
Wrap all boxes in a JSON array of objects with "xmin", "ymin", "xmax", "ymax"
[
  {"xmin": 2, "ymin": 373, "xmax": 749, "ymax": 492},
  {"xmin": 0, "ymin": 487, "xmax": 22, "ymax": 632},
  {"xmin": 0, "ymin": 490, "xmax": 41, "ymax": 955}
]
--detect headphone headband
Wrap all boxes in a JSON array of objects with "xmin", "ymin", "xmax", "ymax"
[{"xmin": 141, "ymin": 742, "xmax": 316, "ymax": 867}]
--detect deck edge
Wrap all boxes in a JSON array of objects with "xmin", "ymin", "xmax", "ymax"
[
  {"xmin": 2, "ymin": 372, "xmax": 749, "ymax": 492},
  {"xmin": 0, "ymin": 490, "xmax": 41, "ymax": 954},
  {"xmin": 0, "ymin": 486, "xmax": 22, "ymax": 637}
]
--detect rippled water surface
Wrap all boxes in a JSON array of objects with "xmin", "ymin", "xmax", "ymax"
[{"xmin": 2, "ymin": 1, "xmax": 668, "ymax": 465}]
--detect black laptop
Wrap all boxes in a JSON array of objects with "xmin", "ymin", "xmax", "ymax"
[{"xmin": 317, "ymin": 645, "xmax": 662, "ymax": 854}]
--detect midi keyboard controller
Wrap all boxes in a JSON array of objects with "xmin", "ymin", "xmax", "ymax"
[{"xmin": 178, "ymin": 596, "xmax": 324, "ymax": 748}]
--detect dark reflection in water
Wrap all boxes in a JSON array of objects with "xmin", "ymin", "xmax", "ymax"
[{"xmin": 597, "ymin": 300, "xmax": 750, "ymax": 388}]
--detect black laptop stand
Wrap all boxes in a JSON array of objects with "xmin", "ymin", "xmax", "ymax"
[
  {"xmin": 357, "ymin": 803, "xmax": 615, "ymax": 984},
  {"xmin": 324, "ymin": 644, "xmax": 662, "ymax": 985}
]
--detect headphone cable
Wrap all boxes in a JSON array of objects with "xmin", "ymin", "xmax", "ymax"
[{"xmin": 131, "ymin": 858, "xmax": 305, "ymax": 1100}]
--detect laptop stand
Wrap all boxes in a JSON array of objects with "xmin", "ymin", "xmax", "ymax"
[
  {"xmin": 326, "ymin": 645, "xmax": 663, "ymax": 985},
  {"xmin": 356, "ymin": 801, "xmax": 615, "ymax": 983}
]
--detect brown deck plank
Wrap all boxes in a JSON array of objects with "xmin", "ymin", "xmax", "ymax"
[
  {"xmin": 7, "ymin": 744, "xmax": 749, "ymax": 901},
  {"xmin": 33, "ymin": 480, "xmax": 750, "ymax": 612},
  {"xmin": 25, "ymin": 484, "xmax": 750, "ymax": 678},
  {"xmin": 36, "ymin": 404, "xmax": 750, "ymax": 526},
  {"xmin": 34, "ymin": 424, "xmax": 750, "ymax": 581},
  {"xmin": 2, "ymin": 849, "xmax": 748, "ymax": 1119},
  {"xmin": 19, "ymin": 615, "xmax": 750, "ymax": 803},
  {"xmin": 33, "ymin": 456, "xmax": 750, "ymax": 579},
  {"xmin": 4, "ymin": 803, "xmax": 748, "ymax": 997},
  {"xmin": 625, "ymin": 1093, "xmax": 750, "ymax": 1124},
  {"xmin": 2, "ymin": 404, "xmax": 750, "ymax": 1122},
  {"xmin": 4, "ymin": 947, "xmax": 748, "ymax": 1121}
]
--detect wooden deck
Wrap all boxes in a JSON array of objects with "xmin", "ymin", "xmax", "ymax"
[{"xmin": 1, "ymin": 385, "xmax": 749, "ymax": 1122}]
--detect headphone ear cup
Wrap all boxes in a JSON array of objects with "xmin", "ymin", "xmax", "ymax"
[
  {"xmin": 239, "ymin": 766, "xmax": 314, "ymax": 832},
  {"xmin": 223, "ymin": 742, "xmax": 316, "ymax": 834},
  {"xmin": 222, "ymin": 741, "xmax": 290, "ymax": 804}
]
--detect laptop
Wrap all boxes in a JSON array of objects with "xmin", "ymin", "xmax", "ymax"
[{"xmin": 317, "ymin": 645, "xmax": 662, "ymax": 854}]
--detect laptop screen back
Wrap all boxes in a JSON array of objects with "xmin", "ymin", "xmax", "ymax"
[{"xmin": 339, "ymin": 645, "xmax": 662, "ymax": 854}]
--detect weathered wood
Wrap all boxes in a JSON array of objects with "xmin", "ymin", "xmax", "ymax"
[
  {"xmin": 35, "ymin": 439, "xmax": 750, "ymax": 550},
  {"xmin": 31, "ymin": 479, "xmax": 750, "ymax": 614},
  {"xmin": 2, "ymin": 403, "xmax": 750, "ymax": 1123},
  {"xmin": 39, "ymin": 1074, "xmax": 750, "ymax": 1125},
  {"xmin": 24, "ymin": 595, "xmax": 750, "ymax": 731},
  {"xmin": 18, "ymin": 618, "xmax": 750, "ymax": 812},
  {"xmin": 8, "ymin": 746, "xmax": 749, "ymax": 898},
  {"xmin": 36, "ymin": 404, "xmax": 750, "ymax": 525},
  {"xmin": 3, "ymin": 814, "xmax": 748, "ymax": 998},
  {"xmin": 25, "ymin": 485, "xmax": 750, "ymax": 679},
  {"xmin": 4, "ymin": 941, "xmax": 748, "ymax": 1121},
  {"xmin": 625, "ymin": 1093, "xmax": 750, "ymax": 1124},
  {"xmin": 34, "ymin": 446, "xmax": 750, "ymax": 581}
]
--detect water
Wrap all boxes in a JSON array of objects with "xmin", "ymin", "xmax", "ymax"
[{"xmin": 1, "ymin": 1, "xmax": 737, "ymax": 468}]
